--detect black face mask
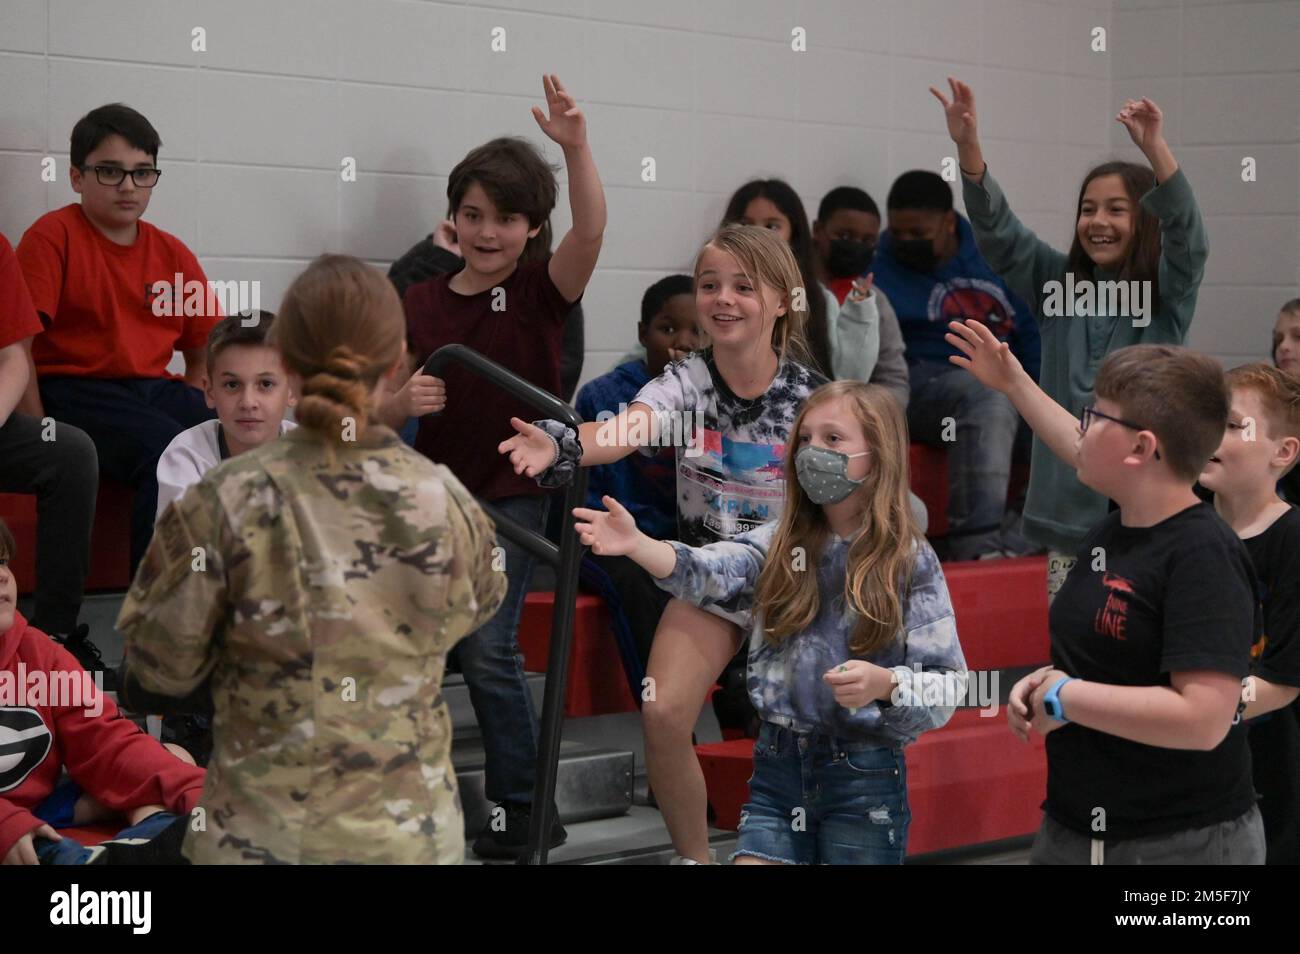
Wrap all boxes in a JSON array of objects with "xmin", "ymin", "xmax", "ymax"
[
  {"xmin": 826, "ymin": 238, "xmax": 876, "ymax": 278},
  {"xmin": 892, "ymin": 237, "xmax": 939, "ymax": 273}
]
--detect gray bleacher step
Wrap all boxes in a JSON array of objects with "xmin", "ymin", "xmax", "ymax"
[
  {"xmin": 452, "ymin": 738, "xmax": 634, "ymax": 834},
  {"xmin": 445, "ymin": 671, "xmax": 546, "ymax": 742}
]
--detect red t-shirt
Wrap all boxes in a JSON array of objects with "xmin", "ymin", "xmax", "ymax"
[
  {"xmin": 405, "ymin": 260, "xmax": 575, "ymax": 502},
  {"xmin": 0, "ymin": 612, "xmax": 206, "ymax": 858},
  {"xmin": 16, "ymin": 204, "xmax": 220, "ymax": 379},
  {"xmin": 0, "ymin": 233, "xmax": 42, "ymax": 351}
]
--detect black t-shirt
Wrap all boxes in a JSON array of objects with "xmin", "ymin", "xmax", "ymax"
[
  {"xmin": 1243, "ymin": 506, "xmax": 1300, "ymax": 863},
  {"xmin": 1045, "ymin": 502, "xmax": 1258, "ymax": 840}
]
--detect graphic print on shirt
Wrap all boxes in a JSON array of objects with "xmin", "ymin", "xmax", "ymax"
[
  {"xmin": 632, "ymin": 349, "xmax": 826, "ymax": 548},
  {"xmin": 679, "ymin": 430, "xmax": 788, "ymax": 540},
  {"xmin": 929, "ymin": 277, "xmax": 1015, "ymax": 339},
  {"xmin": 0, "ymin": 708, "xmax": 52, "ymax": 793},
  {"xmin": 1095, "ymin": 571, "xmax": 1137, "ymax": 641}
]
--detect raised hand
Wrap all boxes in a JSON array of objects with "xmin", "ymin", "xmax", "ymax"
[
  {"xmin": 573, "ymin": 495, "xmax": 640, "ymax": 557},
  {"xmin": 930, "ymin": 76, "xmax": 978, "ymax": 146},
  {"xmin": 946, "ymin": 319, "xmax": 1025, "ymax": 394},
  {"xmin": 531, "ymin": 73, "xmax": 587, "ymax": 150},
  {"xmin": 1116, "ymin": 97, "xmax": 1164, "ymax": 152},
  {"xmin": 498, "ymin": 417, "xmax": 560, "ymax": 478}
]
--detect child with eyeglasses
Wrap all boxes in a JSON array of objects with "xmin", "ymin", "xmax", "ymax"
[
  {"xmin": 15, "ymin": 103, "xmax": 219, "ymax": 585},
  {"xmin": 948, "ymin": 319, "xmax": 1264, "ymax": 865}
]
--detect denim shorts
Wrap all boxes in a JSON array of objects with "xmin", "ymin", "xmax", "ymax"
[{"xmin": 732, "ymin": 722, "xmax": 909, "ymax": 865}]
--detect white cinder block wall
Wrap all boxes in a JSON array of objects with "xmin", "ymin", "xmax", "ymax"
[
  {"xmin": 1110, "ymin": 0, "xmax": 1300, "ymax": 370},
  {"xmin": 1, "ymin": 0, "xmax": 1291, "ymax": 390}
]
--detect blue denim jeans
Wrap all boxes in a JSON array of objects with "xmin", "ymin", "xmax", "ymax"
[
  {"xmin": 449, "ymin": 493, "xmax": 548, "ymax": 806},
  {"xmin": 907, "ymin": 359, "xmax": 1019, "ymax": 558},
  {"xmin": 733, "ymin": 722, "xmax": 910, "ymax": 865},
  {"xmin": 39, "ymin": 376, "xmax": 215, "ymax": 574}
]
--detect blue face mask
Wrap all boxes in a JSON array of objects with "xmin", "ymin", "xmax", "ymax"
[{"xmin": 795, "ymin": 445, "xmax": 869, "ymax": 505}]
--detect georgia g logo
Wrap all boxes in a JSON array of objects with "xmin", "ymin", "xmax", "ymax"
[{"xmin": 0, "ymin": 708, "xmax": 52, "ymax": 793}]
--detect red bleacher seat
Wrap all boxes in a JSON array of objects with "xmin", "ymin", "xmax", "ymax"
[
  {"xmin": 517, "ymin": 591, "xmax": 638, "ymax": 718},
  {"xmin": 942, "ymin": 555, "xmax": 1049, "ymax": 671},
  {"xmin": 0, "ymin": 478, "xmax": 134, "ymax": 596},
  {"xmin": 696, "ymin": 709, "xmax": 1047, "ymax": 854},
  {"xmin": 909, "ymin": 444, "xmax": 950, "ymax": 536}
]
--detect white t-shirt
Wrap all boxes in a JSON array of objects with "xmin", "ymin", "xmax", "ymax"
[{"xmin": 155, "ymin": 418, "xmax": 296, "ymax": 520}]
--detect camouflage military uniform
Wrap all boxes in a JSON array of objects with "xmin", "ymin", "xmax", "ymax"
[{"xmin": 117, "ymin": 425, "xmax": 505, "ymax": 864}]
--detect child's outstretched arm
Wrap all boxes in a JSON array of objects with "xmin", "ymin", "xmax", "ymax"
[
  {"xmin": 575, "ymin": 496, "xmax": 771, "ymax": 613},
  {"xmin": 533, "ymin": 74, "xmax": 606, "ymax": 303},
  {"xmin": 932, "ymin": 77, "xmax": 1067, "ymax": 312},
  {"xmin": 498, "ymin": 401, "xmax": 659, "ymax": 484},
  {"xmin": 946, "ymin": 319, "xmax": 1080, "ymax": 467},
  {"xmin": 574, "ymin": 495, "xmax": 677, "ymax": 578}
]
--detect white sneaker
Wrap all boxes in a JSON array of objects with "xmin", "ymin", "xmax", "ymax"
[{"xmin": 669, "ymin": 849, "xmax": 718, "ymax": 865}]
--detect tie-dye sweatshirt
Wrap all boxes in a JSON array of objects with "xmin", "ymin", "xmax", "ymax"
[{"xmin": 656, "ymin": 520, "xmax": 967, "ymax": 746}]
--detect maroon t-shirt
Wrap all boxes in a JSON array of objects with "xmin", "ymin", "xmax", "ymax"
[{"xmin": 405, "ymin": 259, "xmax": 575, "ymax": 502}]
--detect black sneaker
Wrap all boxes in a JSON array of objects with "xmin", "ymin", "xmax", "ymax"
[
  {"xmin": 51, "ymin": 624, "xmax": 119, "ymax": 692},
  {"xmin": 471, "ymin": 802, "xmax": 566, "ymax": 861}
]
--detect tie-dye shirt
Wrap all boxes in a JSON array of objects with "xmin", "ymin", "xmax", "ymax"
[
  {"xmin": 656, "ymin": 520, "xmax": 967, "ymax": 746},
  {"xmin": 632, "ymin": 348, "xmax": 827, "ymax": 548}
]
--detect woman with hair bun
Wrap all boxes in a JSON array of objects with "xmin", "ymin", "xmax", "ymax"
[{"xmin": 118, "ymin": 254, "xmax": 506, "ymax": 865}]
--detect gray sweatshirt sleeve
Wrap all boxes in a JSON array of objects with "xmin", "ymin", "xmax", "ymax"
[
  {"xmin": 960, "ymin": 169, "xmax": 1068, "ymax": 318},
  {"xmin": 868, "ymin": 288, "xmax": 911, "ymax": 411}
]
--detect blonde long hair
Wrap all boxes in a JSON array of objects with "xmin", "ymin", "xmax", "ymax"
[
  {"xmin": 754, "ymin": 381, "xmax": 922, "ymax": 656},
  {"xmin": 693, "ymin": 223, "xmax": 813, "ymax": 368},
  {"xmin": 271, "ymin": 255, "xmax": 405, "ymax": 445}
]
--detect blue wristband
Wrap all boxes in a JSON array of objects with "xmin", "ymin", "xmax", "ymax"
[{"xmin": 1042, "ymin": 676, "xmax": 1077, "ymax": 723}]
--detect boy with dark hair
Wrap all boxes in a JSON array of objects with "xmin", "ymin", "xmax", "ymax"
[
  {"xmin": 156, "ymin": 311, "xmax": 295, "ymax": 518},
  {"xmin": 810, "ymin": 186, "xmax": 910, "ymax": 411},
  {"xmin": 575, "ymin": 275, "xmax": 697, "ymax": 676},
  {"xmin": 0, "ymin": 519, "xmax": 204, "ymax": 865},
  {"xmin": 949, "ymin": 324, "xmax": 1263, "ymax": 864},
  {"xmin": 0, "ymin": 234, "xmax": 105, "ymax": 684},
  {"xmin": 399, "ymin": 75, "xmax": 606, "ymax": 860},
  {"xmin": 15, "ymin": 103, "xmax": 220, "ymax": 576},
  {"xmin": 1201, "ymin": 362, "xmax": 1300, "ymax": 863},
  {"xmin": 873, "ymin": 170, "xmax": 1041, "ymax": 559}
]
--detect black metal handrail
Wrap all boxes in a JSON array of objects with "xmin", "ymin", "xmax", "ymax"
[{"xmin": 424, "ymin": 343, "xmax": 587, "ymax": 865}]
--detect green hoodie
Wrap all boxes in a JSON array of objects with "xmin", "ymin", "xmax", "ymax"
[{"xmin": 961, "ymin": 167, "xmax": 1208, "ymax": 552}]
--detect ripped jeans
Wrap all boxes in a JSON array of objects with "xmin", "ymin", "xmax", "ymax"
[{"xmin": 733, "ymin": 722, "xmax": 910, "ymax": 865}]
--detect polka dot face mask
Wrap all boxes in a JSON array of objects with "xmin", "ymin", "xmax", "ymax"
[{"xmin": 794, "ymin": 445, "xmax": 869, "ymax": 505}]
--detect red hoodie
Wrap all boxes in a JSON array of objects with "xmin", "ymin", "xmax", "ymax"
[{"xmin": 0, "ymin": 612, "xmax": 206, "ymax": 858}]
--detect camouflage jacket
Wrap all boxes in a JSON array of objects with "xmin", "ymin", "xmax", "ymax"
[{"xmin": 118, "ymin": 424, "xmax": 505, "ymax": 864}]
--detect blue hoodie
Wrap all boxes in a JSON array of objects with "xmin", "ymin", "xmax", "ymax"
[{"xmin": 873, "ymin": 214, "xmax": 1041, "ymax": 381}]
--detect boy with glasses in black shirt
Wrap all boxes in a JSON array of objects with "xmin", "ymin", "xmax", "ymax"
[{"xmin": 946, "ymin": 319, "xmax": 1263, "ymax": 864}]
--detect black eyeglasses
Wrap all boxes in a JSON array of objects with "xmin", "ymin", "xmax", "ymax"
[
  {"xmin": 81, "ymin": 164, "xmax": 161, "ymax": 188},
  {"xmin": 1080, "ymin": 405, "xmax": 1161, "ymax": 460}
]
